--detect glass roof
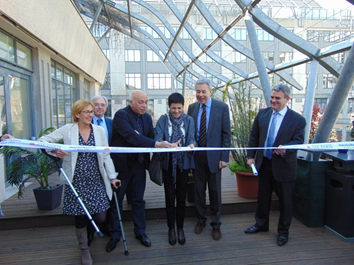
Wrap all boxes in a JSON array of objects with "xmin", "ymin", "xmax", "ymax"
[{"xmin": 72, "ymin": 0, "xmax": 354, "ymax": 91}]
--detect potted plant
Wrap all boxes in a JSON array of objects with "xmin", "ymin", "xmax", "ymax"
[
  {"xmin": 0, "ymin": 127, "xmax": 63, "ymax": 210},
  {"xmin": 222, "ymin": 80, "xmax": 262, "ymax": 199}
]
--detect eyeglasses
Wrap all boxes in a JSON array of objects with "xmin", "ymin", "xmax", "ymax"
[
  {"xmin": 81, "ymin": 110, "xmax": 94, "ymax": 114},
  {"xmin": 94, "ymin": 103, "xmax": 106, "ymax": 107}
]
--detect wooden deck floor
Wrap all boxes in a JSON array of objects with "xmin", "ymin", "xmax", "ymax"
[
  {"xmin": 1, "ymin": 211, "xmax": 354, "ymax": 265},
  {"xmin": 1, "ymin": 167, "xmax": 275, "ymax": 230},
  {"xmin": 1, "ymin": 168, "xmax": 353, "ymax": 264}
]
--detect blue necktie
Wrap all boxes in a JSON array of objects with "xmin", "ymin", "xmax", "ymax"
[
  {"xmin": 97, "ymin": 118, "xmax": 103, "ymax": 126},
  {"xmin": 265, "ymin": 112, "xmax": 279, "ymax": 159}
]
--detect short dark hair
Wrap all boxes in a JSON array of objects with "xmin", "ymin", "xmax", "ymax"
[{"xmin": 168, "ymin": 93, "xmax": 184, "ymax": 106}]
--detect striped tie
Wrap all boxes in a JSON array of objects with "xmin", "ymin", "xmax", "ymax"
[
  {"xmin": 136, "ymin": 115, "xmax": 144, "ymax": 164},
  {"xmin": 199, "ymin": 104, "xmax": 207, "ymax": 147}
]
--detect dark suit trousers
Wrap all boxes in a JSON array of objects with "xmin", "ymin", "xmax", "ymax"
[
  {"xmin": 163, "ymin": 154, "xmax": 188, "ymax": 229},
  {"xmin": 194, "ymin": 151, "xmax": 222, "ymax": 228},
  {"xmin": 255, "ymin": 158, "xmax": 295, "ymax": 236},
  {"xmin": 109, "ymin": 160, "xmax": 147, "ymax": 238}
]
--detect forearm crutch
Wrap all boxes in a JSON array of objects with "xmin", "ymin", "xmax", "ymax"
[
  {"xmin": 41, "ymin": 149, "xmax": 103, "ymax": 237},
  {"xmin": 113, "ymin": 184, "xmax": 129, "ymax": 256}
]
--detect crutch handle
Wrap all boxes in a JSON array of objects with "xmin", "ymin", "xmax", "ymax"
[{"xmin": 41, "ymin": 149, "xmax": 62, "ymax": 168}]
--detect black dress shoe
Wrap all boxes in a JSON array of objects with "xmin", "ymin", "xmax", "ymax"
[
  {"xmin": 177, "ymin": 228, "xmax": 186, "ymax": 245},
  {"xmin": 168, "ymin": 228, "xmax": 176, "ymax": 246},
  {"xmin": 277, "ymin": 235, "xmax": 288, "ymax": 246},
  {"xmin": 136, "ymin": 233, "xmax": 151, "ymax": 247},
  {"xmin": 244, "ymin": 226, "xmax": 269, "ymax": 234},
  {"xmin": 106, "ymin": 237, "xmax": 120, "ymax": 253}
]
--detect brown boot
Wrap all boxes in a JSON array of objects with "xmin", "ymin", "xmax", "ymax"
[{"xmin": 75, "ymin": 227, "xmax": 93, "ymax": 265}]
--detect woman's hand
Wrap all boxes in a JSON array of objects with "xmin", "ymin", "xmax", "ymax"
[
  {"xmin": 111, "ymin": 179, "xmax": 121, "ymax": 189},
  {"xmin": 187, "ymin": 144, "xmax": 194, "ymax": 149},
  {"xmin": 53, "ymin": 149, "xmax": 68, "ymax": 159},
  {"xmin": 0, "ymin": 134, "xmax": 13, "ymax": 141}
]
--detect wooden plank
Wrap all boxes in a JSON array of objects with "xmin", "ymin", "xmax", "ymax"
[{"xmin": 0, "ymin": 212, "xmax": 354, "ymax": 265}]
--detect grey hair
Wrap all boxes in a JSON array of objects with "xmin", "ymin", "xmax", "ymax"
[
  {"xmin": 92, "ymin": 95, "xmax": 108, "ymax": 105},
  {"xmin": 195, "ymin": 77, "xmax": 212, "ymax": 90},
  {"xmin": 272, "ymin": 84, "xmax": 291, "ymax": 98}
]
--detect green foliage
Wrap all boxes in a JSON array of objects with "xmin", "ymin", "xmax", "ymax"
[
  {"xmin": 228, "ymin": 160, "xmax": 252, "ymax": 173},
  {"xmin": 0, "ymin": 127, "xmax": 59, "ymax": 198},
  {"xmin": 222, "ymin": 80, "xmax": 261, "ymax": 172}
]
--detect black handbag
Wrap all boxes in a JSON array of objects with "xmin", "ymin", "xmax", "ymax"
[{"xmin": 148, "ymin": 153, "xmax": 164, "ymax": 186}]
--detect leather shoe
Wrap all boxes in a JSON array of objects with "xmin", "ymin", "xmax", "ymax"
[
  {"xmin": 168, "ymin": 228, "xmax": 176, "ymax": 246},
  {"xmin": 177, "ymin": 228, "xmax": 186, "ymax": 245},
  {"xmin": 244, "ymin": 226, "xmax": 269, "ymax": 234},
  {"xmin": 106, "ymin": 237, "xmax": 120, "ymax": 253},
  {"xmin": 212, "ymin": 228, "xmax": 221, "ymax": 240},
  {"xmin": 136, "ymin": 233, "xmax": 151, "ymax": 247},
  {"xmin": 277, "ymin": 235, "xmax": 288, "ymax": 246},
  {"xmin": 194, "ymin": 222, "xmax": 206, "ymax": 234}
]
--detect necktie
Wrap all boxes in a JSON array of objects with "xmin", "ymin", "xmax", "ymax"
[
  {"xmin": 136, "ymin": 115, "xmax": 144, "ymax": 164},
  {"xmin": 97, "ymin": 118, "xmax": 103, "ymax": 126},
  {"xmin": 199, "ymin": 104, "xmax": 207, "ymax": 147},
  {"xmin": 265, "ymin": 112, "xmax": 279, "ymax": 159}
]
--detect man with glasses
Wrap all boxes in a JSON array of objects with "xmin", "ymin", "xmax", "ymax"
[{"xmin": 92, "ymin": 95, "xmax": 112, "ymax": 145}]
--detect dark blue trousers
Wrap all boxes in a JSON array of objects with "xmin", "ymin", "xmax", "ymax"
[{"xmin": 109, "ymin": 160, "xmax": 147, "ymax": 238}]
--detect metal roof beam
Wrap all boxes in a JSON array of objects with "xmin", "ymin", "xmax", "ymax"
[
  {"xmin": 164, "ymin": 0, "xmax": 196, "ymax": 63},
  {"xmin": 90, "ymin": 1, "xmax": 104, "ymax": 32}
]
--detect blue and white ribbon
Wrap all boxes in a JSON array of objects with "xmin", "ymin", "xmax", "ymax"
[{"xmin": 1, "ymin": 138, "xmax": 354, "ymax": 153}]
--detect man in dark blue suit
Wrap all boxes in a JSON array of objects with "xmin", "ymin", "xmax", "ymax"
[
  {"xmin": 245, "ymin": 84, "xmax": 306, "ymax": 246},
  {"xmin": 187, "ymin": 77, "xmax": 231, "ymax": 241},
  {"xmin": 106, "ymin": 90, "xmax": 179, "ymax": 252},
  {"xmin": 92, "ymin": 95, "xmax": 113, "ymax": 144}
]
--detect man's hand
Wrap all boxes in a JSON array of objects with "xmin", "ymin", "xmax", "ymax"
[
  {"xmin": 219, "ymin": 161, "xmax": 228, "ymax": 169},
  {"xmin": 273, "ymin": 145, "xmax": 286, "ymax": 156},
  {"xmin": 247, "ymin": 158, "xmax": 255, "ymax": 168}
]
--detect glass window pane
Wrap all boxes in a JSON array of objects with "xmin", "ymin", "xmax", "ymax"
[
  {"xmin": 64, "ymin": 69, "xmax": 73, "ymax": 85},
  {"xmin": 56, "ymin": 64, "xmax": 64, "ymax": 82},
  {"xmin": 0, "ymin": 31, "xmax": 15, "ymax": 63},
  {"xmin": 0, "ymin": 76, "xmax": 6, "ymax": 135},
  {"xmin": 9, "ymin": 75, "xmax": 30, "ymax": 139},
  {"xmin": 16, "ymin": 42, "xmax": 32, "ymax": 70},
  {"xmin": 51, "ymin": 61, "xmax": 55, "ymax": 79}
]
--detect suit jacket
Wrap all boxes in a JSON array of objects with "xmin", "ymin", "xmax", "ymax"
[
  {"xmin": 187, "ymin": 99, "xmax": 231, "ymax": 173},
  {"xmin": 155, "ymin": 113, "xmax": 197, "ymax": 170},
  {"xmin": 105, "ymin": 116, "xmax": 113, "ymax": 145},
  {"xmin": 247, "ymin": 107, "xmax": 306, "ymax": 182},
  {"xmin": 110, "ymin": 105, "xmax": 155, "ymax": 178},
  {"xmin": 38, "ymin": 123, "xmax": 117, "ymax": 200},
  {"xmin": 92, "ymin": 116, "xmax": 113, "ymax": 145}
]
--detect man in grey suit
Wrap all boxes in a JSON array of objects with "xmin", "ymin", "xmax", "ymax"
[
  {"xmin": 187, "ymin": 77, "xmax": 231, "ymax": 240},
  {"xmin": 244, "ymin": 84, "xmax": 306, "ymax": 246}
]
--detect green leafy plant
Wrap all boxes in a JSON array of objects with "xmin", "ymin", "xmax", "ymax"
[
  {"xmin": 222, "ymin": 80, "xmax": 262, "ymax": 173},
  {"xmin": 0, "ymin": 127, "xmax": 60, "ymax": 198}
]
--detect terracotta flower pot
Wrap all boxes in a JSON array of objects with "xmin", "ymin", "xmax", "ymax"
[{"xmin": 235, "ymin": 171, "xmax": 258, "ymax": 199}]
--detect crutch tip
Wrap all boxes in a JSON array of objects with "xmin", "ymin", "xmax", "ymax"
[
  {"xmin": 97, "ymin": 231, "xmax": 104, "ymax": 237},
  {"xmin": 125, "ymin": 251, "xmax": 129, "ymax": 256}
]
